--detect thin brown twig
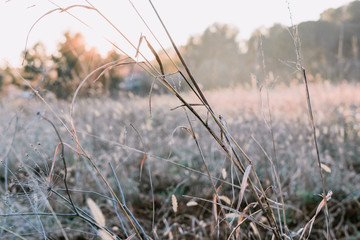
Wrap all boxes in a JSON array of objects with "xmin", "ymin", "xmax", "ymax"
[
  {"xmin": 41, "ymin": 116, "xmax": 79, "ymax": 216},
  {"xmin": 258, "ymin": 33, "xmax": 287, "ymax": 233},
  {"xmin": 301, "ymin": 68, "xmax": 330, "ymax": 239}
]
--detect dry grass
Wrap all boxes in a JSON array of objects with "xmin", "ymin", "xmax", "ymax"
[
  {"xmin": 1, "ymin": 1, "xmax": 360, "ymax": 239},
  {"xmin": 0, "ymin": 82, "xmax": 359, "ymax": 239}
]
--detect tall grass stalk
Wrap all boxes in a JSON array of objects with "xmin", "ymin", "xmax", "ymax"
[
  {"xmin": 301, "ymin": 68, "xmax": 330, "ymax": 239},
  {"xmin": 258, "ymin": 33, "xmax": 287, "ymax": 234},
  {"xmin": 3, "ymin": 0, "xmax": 342, "ymax": 239},
  {"xmin": 288, "ymin": 5, "xmax": 330, "ymax": 234}
]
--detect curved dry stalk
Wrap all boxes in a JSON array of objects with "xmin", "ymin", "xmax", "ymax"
[
  {"xmin": 42, "ymin": 116, "xmax": 78, "ymax": 216},
  {"xmin": 23, "ymin": 7, "xmax": 61, "ymax": 65},
  {"xmin": 29, "ymin": 2, "xmax": 162, "ymax": 81},
  {"xmin": 70, "ymin": 58, "xmax": 134, "ymax": 114},
  {"xmin": 299, "ymin": 191, "xmax": 332, "ymax": 239}
]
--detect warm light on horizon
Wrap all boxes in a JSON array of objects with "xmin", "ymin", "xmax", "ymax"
[{"xmin": 0, "ymin": 0, "xmax": 355, "ymax": 68}]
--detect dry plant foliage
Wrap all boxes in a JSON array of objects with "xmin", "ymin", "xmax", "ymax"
[
  {"xmin": 0, "ymin": 1, "xmax": 359, "ymax": 240},
  {"xmin": 87, "ymin": 198, "xmax": 106, "ymax": 227}
]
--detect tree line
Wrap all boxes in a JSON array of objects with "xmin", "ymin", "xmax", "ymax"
[{"xmin": 1, "ymin": 1, "xmax": 359, "ymax": 100}]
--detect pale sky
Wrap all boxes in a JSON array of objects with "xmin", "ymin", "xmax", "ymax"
[{"xmin": 0, "ymin": 0, "xmax": 354, "ymax": 67}]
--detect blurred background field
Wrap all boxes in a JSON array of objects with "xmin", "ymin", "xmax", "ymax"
[
  {"xmin": 1, "ymin": 81, "xmax": 359, "ymax": 239},
  {"xmin": 0, "ymin": 1, "xmax": 360, "ymax": 239}
]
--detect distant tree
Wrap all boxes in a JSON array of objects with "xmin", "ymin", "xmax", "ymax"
[
  {"xmin": 247, "ymin": 24, "xmax": 296, "ymax": 84},
  {"xmin": 247, "ymin": 2, "xmax": 360, "ymax": 83},
  {"xmin": 0, "ymin": 70, "xmax": 3, "ymax": 92},
  {"xmin": 320, "ymin": 1, "xmax": 360, "ymax": 25},
  {"xmin": 184, "ymin": 23, "xmax": 246, "ymax": 89},
  {"xmin": 22, "ymin": 42, "xmax": 49, "ymax": 86},
  {"xmin": 319, "ymin": 1, "xmax": 360, "ymax": 80},
  {"xmin": 298, "ymin": 21, "xmax": 339, "ymax": 80},
  {"xmin": 3, "ymin": 66, "xmax": 17, "ymax": 88},
  {"xmin": 48, "ymin": 32, "xmax": 103, "ymax": 99},
  {"xmin": 320, "ymin": 8, "xmax": 344, "ymax": 24}
]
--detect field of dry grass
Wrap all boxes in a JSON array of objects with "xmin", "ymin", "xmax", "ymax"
[
  {"xmin": 1, "ymin": 1, "xmax": 360, "ymax": 239},
  {"xmin": 0, "ymin": 81, "xmax": 359, "ymax": 239}
]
